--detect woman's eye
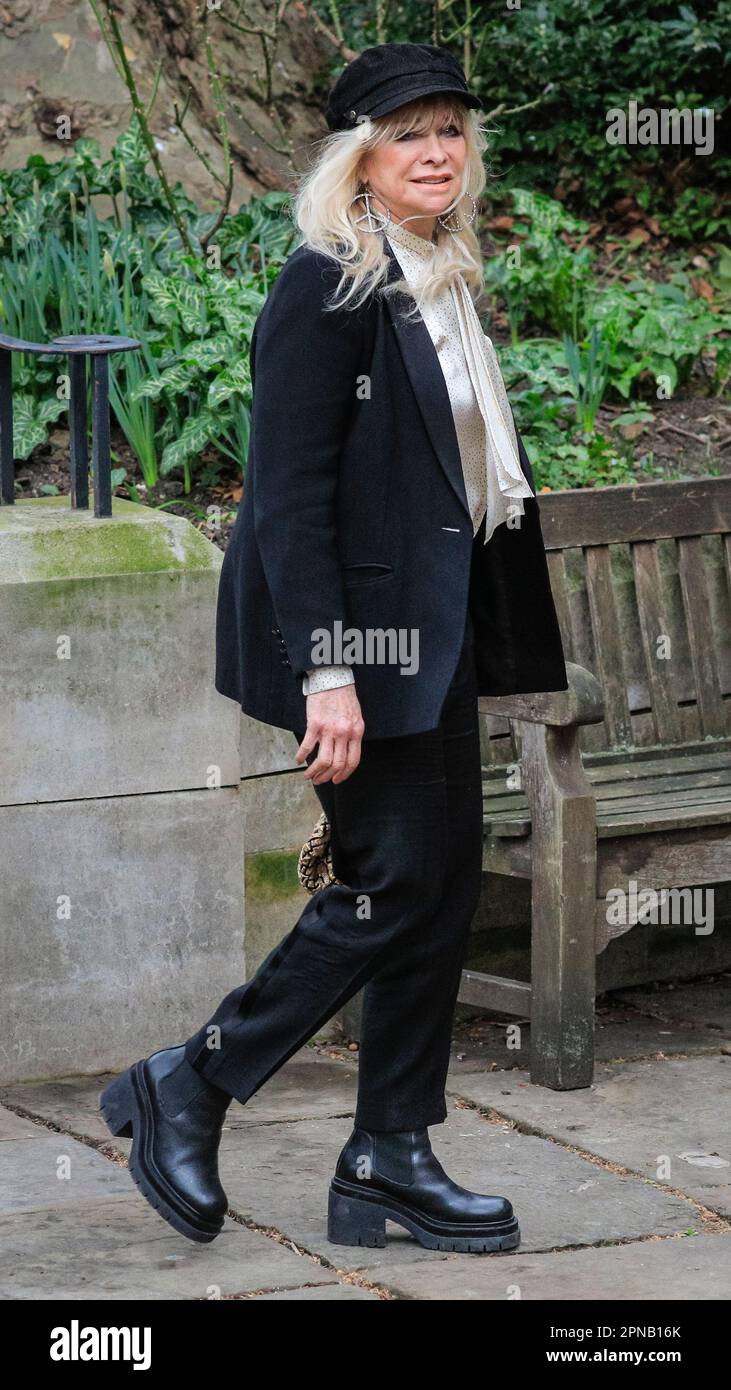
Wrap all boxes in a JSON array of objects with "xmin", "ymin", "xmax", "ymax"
[{"xmin": 396, "ymin": 124, "xmax": 461, "ymax": 141}]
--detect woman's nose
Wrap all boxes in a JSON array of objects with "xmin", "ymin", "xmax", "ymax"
[{"xmin": 417, "ymin": 132, "xmax": 451, "ymax": 163}]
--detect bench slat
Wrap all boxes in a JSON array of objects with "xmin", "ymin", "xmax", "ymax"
[
  {"xmin": 582, "ymin": 749, "xmax": 731, "ymax": 783},
  {"xmin": 598, "ymin": 784, "xmax": 731, "ymax": 815},
  {"xmin": 631, "ymin": 540, "xmax": 683, "ymax": 744},
  {"xmin": 538, "ymin": 475, "xmax": 731, "ymax": 549},
  {"xmin": 486, "ymin": 799, "xmax": 731, "ymax": 838},
  {"xmin": 483, "ymin": 746, "xmax": 731, "ymax": 790},
  {"xmin": 546, "ymin": 549, "xmax": 575, "ymax": 662},
  {"xmin": 485, "ymin": 782, "xmax": 731, "ymax": 830},
  {"xmin": 457, "ymin": 970, "xmax": 531, "ymax": 1014},
  {"xmin": 486, "ymin": 759, "xmax": 731, "ymax": 811},
  {"xmin": 597, "ymin": 824, "xmax": 731, "ymax": 894},
  {"xmin": 585, "ymin": 545, "xmax": 633, "ymax": 746},
  {"xmin": 677, "ymin": 535, "xmax": 726, "ymax": 736},
  {"xmin": 580, "ymin": 736, "xmax": 731, "ymax": 770}
]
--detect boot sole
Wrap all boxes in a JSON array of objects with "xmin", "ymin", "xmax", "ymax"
[
  {"xmin": 328, "ymin": 1178, "xmax": 520, "ymax": 1253},
  {"xmin": 99, "ymin": 1062, "xmax": 225, "ymax": 1244}
]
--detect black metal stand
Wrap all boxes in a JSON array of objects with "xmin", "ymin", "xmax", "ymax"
[{"xmin": 0, "ymin": 333, "xmax": 140, "ymax": 517}]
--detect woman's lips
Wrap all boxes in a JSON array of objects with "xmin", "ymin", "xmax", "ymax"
[{"xmin": 411, "ymin": 175, "xmax": 452, "ymax": 184}]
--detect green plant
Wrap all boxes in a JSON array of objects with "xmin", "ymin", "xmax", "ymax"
[
  {"xmin": 0, "ymin": 123, "xmax": 294, "ymax": 491},
  {"xmin": 562, "ymin": 325, "xmax": 613, "ymax": 432},
  {"xmin": 484, "ymin": 189, "xmax": 595, "ymax": 343},
  {"xmin": 590, "ymin": 272, "xmax": 728, "ymax": 397}
]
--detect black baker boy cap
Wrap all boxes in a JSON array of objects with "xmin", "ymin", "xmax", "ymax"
[{"xmin": 324, "ymin": 41, "xmax": 481, "ymax": 133}]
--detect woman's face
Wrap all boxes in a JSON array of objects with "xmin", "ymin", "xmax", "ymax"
[{"xmin": 359, "ymin": 103, "xmax": 467, "ymax": 235}]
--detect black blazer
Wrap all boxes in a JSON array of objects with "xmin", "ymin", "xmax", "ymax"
[{"xmin": 214, "ymin": 239, "xmax": 568, "ymax": 739}]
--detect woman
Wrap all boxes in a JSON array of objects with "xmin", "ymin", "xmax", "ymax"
[{"xmin": 100, "ymin": 42, "xmax": 568, "ymax": 1255}]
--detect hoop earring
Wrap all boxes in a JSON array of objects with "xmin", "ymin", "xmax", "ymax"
[
  {"xmin": 437, "ymin": 191, "xmax": 478, "ymax": 232},
  {"xmin": 349, "ymin": 185, "xmax": 392, "ymax": 233}
]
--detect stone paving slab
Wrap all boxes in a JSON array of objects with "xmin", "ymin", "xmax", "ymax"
[
  {"xmin": 611, "ymin": 977, "xmax": 731, "ymax": 1033},
  {"xmin": 224, "ymin": 1051, "xmax": 359, "ymax": 1126},
  {"xmin": 0, "ymin": 1134, "xmax": 133, "ymax": 1216},
  {"xmin": 0, "ymin": 1050, "xmax": 359, "ymax": 1144},
  {"xmin": 0, "ymin": 1109, "xmax": 42, "ymax": 1141},
  {"xmin": 0, "ymin": 1199, "xmax": 343, "ymax": 1300},
  {"xmin": 0, "ymin": 1081, "xmax": 124, "ymax": 1148},
  {"xmin": 446, "ymin": 973, "xmax": 731, "ymax": 1074},
  {"xmin": 217, "ymin": 1107, "xmax": 698, "ymax": 1273},
  {"xmin": 0, "ymin": 1044, "xmax": 724, "ymax": 1300},
  {"xmin": 446, "ymin": 1055, "xmax": 731, "ymax": 1216},
  {"xmin": 447, "ymin": 1011, "xmax": 728, "ymax": 1073},
  {"xmin": 366, "ymin": 1232, "xmax": 731, "ymax": 1301}
]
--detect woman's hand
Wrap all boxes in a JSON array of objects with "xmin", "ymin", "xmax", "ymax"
[{"xmin": 295, "ymin": 685, "xmax": 365, "ymax": 784}]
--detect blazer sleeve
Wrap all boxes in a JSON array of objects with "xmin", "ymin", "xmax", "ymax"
[{"xmin": 251, "ymin": 248, "xmax": 367, "ymax": 680}]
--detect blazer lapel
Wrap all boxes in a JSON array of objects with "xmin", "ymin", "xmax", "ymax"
[{"xmin": 381, "ymin": 238, "xmax": 471, "ymax": 521}]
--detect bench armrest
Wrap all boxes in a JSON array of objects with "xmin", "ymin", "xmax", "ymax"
[{"xmin": 478, "ymin": 661, "xmax": 605, "ymax": 728}]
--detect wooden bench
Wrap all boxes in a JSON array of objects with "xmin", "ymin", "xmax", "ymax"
[{"xmin": 462, "ymin": 475, "xmax": 731, "ymax": 1090}]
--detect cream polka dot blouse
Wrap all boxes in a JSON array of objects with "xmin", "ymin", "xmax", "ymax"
[{"xmin": 302, "ymin": 216, "xmax": 533, "ymax": 696}]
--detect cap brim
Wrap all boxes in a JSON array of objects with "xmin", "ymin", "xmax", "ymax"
[{"xmin": 367, "ymin": 84, "xmax": 481, "ymax": 122}]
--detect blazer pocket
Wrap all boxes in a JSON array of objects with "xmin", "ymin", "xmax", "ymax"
[{"xmin": 342, "ymin": 562, "xmax": 395, "ymax": 588}]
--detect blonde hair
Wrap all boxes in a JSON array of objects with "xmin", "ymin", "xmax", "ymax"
[{"xmin": 291, "ymin": 94, "xmax": 491, "ymax": 322}]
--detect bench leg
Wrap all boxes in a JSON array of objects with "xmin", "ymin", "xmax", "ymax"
[{"xmin": 520, "ymin": 721, "xmax": 598, "ymax": 1089}]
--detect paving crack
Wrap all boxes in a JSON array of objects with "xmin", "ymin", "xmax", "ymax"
[
  {"xmin": 218, "ymin": 1209, "xmax": 398, "ymax": 1298},
  {"xmin": 0, "ymin": 1099, "xmax": 399, "ymax": 1298},
  {"xmin": 445, "ymin": 1092, "xmax": 731, "ymax": 1234}
]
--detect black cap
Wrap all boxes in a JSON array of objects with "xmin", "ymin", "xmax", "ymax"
[{"xmin": 324, "ymin": 42, "xmax": 481, "ymax": 134}]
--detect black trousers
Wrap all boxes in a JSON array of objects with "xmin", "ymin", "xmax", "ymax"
[{"xmin": 183, "ymin": 604, "xmax": 483, "ymax": 1131}]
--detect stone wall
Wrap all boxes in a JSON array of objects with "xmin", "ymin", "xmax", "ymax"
[{"xmin": 0, "ymin": 496, "xmax": 243, "ymax": 1083}]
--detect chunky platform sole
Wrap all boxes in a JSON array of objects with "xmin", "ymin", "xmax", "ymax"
[
  {"xmin": 328, "ymin": 1178, "xmax": 520, "ymax": 1253},
  {"xmin": 99, "ymin": 1063, "xmax": 225, "ymax": 1244}
]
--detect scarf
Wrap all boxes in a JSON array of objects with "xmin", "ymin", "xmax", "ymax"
[{"xmin": 384, "ymin": 217, "xmax": 533, "ymax": 543}]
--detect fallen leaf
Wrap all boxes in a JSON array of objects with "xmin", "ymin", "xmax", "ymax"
[
  {"xmin": 489, "ymin": 215, "xmax": 514, "ymax": 232},
  {"xmin": 690, "ymin": 277, "xmax": 714, "ymax": 301}
]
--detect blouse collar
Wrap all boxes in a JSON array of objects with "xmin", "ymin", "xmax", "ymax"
[{"xmin": 384, "ymin": 218, "xmax": 439, "ymax": 259}]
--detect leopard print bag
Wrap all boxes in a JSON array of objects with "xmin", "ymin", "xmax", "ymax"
[{"xmin": 297, "ymin": 809, "xmax": 344, "ymax": 894}]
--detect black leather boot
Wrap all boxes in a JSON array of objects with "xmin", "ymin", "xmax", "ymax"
[
  {"xmin": 328, "ymin": 1126, "xmax": 520, "ymax": 1253},
  {"xmin": 99, "ymin": 1044, "xmax": 232, "ymax": 1243}
]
